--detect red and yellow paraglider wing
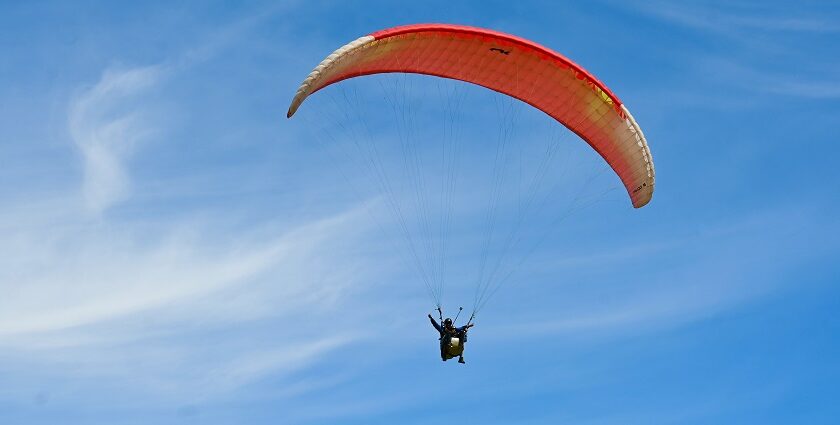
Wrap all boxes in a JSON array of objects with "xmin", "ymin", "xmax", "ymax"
[{"xmin": 287, "ymin": 24, "xmax": 654, "ymax": 208}]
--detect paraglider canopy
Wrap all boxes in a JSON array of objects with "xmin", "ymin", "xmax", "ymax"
[{"xmin": 287, "ymin": 23, "xmax": 655, "ymax": 207}]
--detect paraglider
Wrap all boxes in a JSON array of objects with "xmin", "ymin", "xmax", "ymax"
[
  {"xmin": 287, "ymin": 23, "xmax": 654, "ymax": 208},
  {"xmin": 428, "ymin": 308, "xmax": 475, "ymax": 363},
  {"xmin": 287, "ymin": 23, "xmax": 655, "ymax": 363}
]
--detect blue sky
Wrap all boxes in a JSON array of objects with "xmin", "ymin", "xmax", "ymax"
[{"xmin": 1, "ymin": 1, "xmax": 839, "ymax": 424}]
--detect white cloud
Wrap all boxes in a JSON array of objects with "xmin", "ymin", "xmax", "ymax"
[
  {"xmin": 201, "ymin": 334, "xmax": 358, "ymax": 395},
  {"xmin": 494, "ymin": 208, "xmax": 830, "ymax": 340},
  {"xmin": 693, "ymin": 57, "xmax": 840, "ymax": 100},
  {"xmin": 628, "ymin": 1, "xmax": 840, "ymax": 36},
  {"xmin": 68, "ymin": 65, "xmax": 164, "ymax": 214},
  {"xmin": 4, "ymin": 54, "xmax": 388, "ymax": 402},
  {"xmin": 612, "ymin": 1, "xmax": 840, "ymax": 102},
  {"xmin": 0, "ymin": 198, "xmax": 383, "ymax": 402},
  {"xmin": 0, "ymin": 206, "xmax": 366, "ymax": 337},
  {"xmin": 0, "ymin": 8, "xmax": 397, "ymax": 406}
]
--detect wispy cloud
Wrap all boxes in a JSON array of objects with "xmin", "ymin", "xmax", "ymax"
[
  {"xmin": 68, "ymin": 65, "xmax": 164, "ymax": 214},
  {"xmin": 202, "ymin": 334, "xmax": 358, "ymax": 395},
  {"xmin": 0, "ymin": 206, "xmax": 369, "ymax": 337},
  {"xmin": 691, "ymin": 56, "xmax": 840, "ymax": 100},
  {"xmin": 0, "ymin": 4, "xmax": 387, "ymax": 405},
  {"xmin": 496, "ymin": 207, "xmax": 831, "ymax": 339},
  {"xmin": 628, "ymin": 1, "xmax": 840, "ymax": 36},
  {"xmin": 0, "ymin": 197, "xmax": 381, "ymax": 402},
  {"xmin": 610, "ymin": 1, "xmax": 840, "ymax": 103},
  {"xmin": 64, "ymin": 2, "xmax": 291, "ymax": 216}
]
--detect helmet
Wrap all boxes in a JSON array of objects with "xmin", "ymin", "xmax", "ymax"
[{"xmin": 443, "ymin": 318, "xmax": 453, "ymax": 327}]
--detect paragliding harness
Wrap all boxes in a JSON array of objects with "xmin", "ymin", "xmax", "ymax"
[{"xmin": 435, "ymin": 307, "xmax": 474, "ymax": 361}]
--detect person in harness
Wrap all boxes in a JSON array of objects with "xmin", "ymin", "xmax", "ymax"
[{"xmin": 428, "ymin": 313, "xmax": 475, "ymax": 364}]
